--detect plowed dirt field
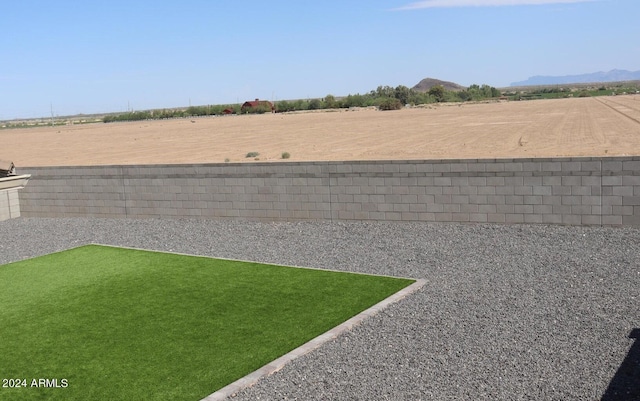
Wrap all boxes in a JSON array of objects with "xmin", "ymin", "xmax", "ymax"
[{"xmin": 2, "ymin": 96, "xmax": 640, "ymax": 167}]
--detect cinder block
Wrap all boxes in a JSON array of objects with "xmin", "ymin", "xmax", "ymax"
[
  {"xmin": 495, "ymin": 186, "xmax": 515, "ymax": 195},
  {"xmin": 487, "ymin": 195, "xmax": 505, "ymax": 205},
  {"xmin": 542, "ymin": 162, "xmax": 562, "ymax": 172},
  {"xmin": 479, "ymin": 204, "xmax": 497, "ymax": 213},
  {"xmin": 524, "ymin": 214, "xmax": 543, "ymax": 224},
  {"xmin": 416, "ymin": 194, "xmax": 435, "ymax": 204},
  {"xmin": 468, "ymin": 177, "xmax": 487, "ymax": 186},
  {"xmin": 581, "ymin": 215, "xmax": 601, "ymax": 225},
  {"xmin": 562, "ymin": 195, "xmax": 582, "ymax": 205},
  {"xmin": 385, "ymin": 212, "xmax": 402, "ymax": 221},
  {"xmin": 504, "ymin": 177, "xmax": 524, "ymax": 186},
  {"xmin": 469, "ymin": 195, "xmax": 488, "ymax": 204},
  {"xmin": 497, "ymin": 204, "xmax": 515, "ymax": 214},
  {"xmin": 581, "ymin": 176, "xmax": 600, "ymax": 186},
  {"xmin": 562, "ymin": 214, "xmax": 582, "ymax": 225},
  {"xmin": 524, "ymin": 177, "xmax": 543, "ymax": 186},
  {"xmin": 612, "ymin": 206, "xmax": 634, "ymax": 216},
  {"xmin": 460, "ymin": 186, "xmax": 478, "ymax": 195},
  {"xmin": 432, "ymin": 164, "xmax": 451, "ymax": 173},
  {"xmin": 505, "ymin": 195, "xmax": 524, "ymax": 205},
  {"xmin": 400, "ymin": 212, "xmax": 419, "ymax": 221},
  {"xmin": 451, "ymin": 213, "xmax": 470, "ymax": 222},
  {"xmin": 601, "ymin": 176, "xmax": 622, "ymax": 187},
  {"xmin": 623, "ymin": 176, "xmax": 640, "ymax": 186},
  {"xmin": 503, "ymin": 162, "xmax": 524, "ymax": 172},
  {"xmin": 442, "ymin": 186, "xmax": 461, "ymax": 195},
  {"xmin": 553, "ymin": 204, "xmax": 572, "ymax": 214},
  {"xmin": 562, "ymin": 176, "xmax": 582, "ymax": 186},
  {"xmin": 602, "ymin": 215, "xmax": 623, "ymax": 225},
  {"xmin": 571, "ymin": 205, "xmax": 591, "ymax": 215},
  {"xmin": 543, "ymin": 176, "xmax": 562, "ymax": 186},
  {"xmin": 435, "ymin": 194, "xmax": 452, "ymax": 204},
  {"xmin": 414, "ymin": 164, "xmax": 434, "ymax": 173},
  {"xmin": 393, "ymin": 203, "xmax": 411, "ymax": 213},
  {"xmin": 434, "ymin": 177, "xmax": 452, "ymax": 186},
  {"xmin": 514, "ymin": 205, "xmax": 533, "ymax": 214},
  {"xmin": 571, "ymin": 186, "xmax": 591, "ymax": 196},
  {"xmin": 467, "ymin": 163, "xmax": 486, "ymax": 172},
  {"xmin": 451, "ymin": 195, "xmax": 469, "ymax": 204},
  {"xmin": 534, "ymin": 204, "xmax": 553, "ymax": 214},
  {"xmin": 487, "ymin": 214, "xmax": 506, "ymax": 223},
  {"xmin": 460, "ymin": 204, "xmax": 479, "ymax": 213},
  {"xmin": 580, "ymin": 161, "xmax": 601, "ymax": 172},
  {"xmin": 505, "ymin": 214, "xmax": 525, "ymax": 223},
  {"xmin": 450, "ymin": 177, "xmax": 469, "ymax": 187},
  {"xmin": 523, "ymin": 195, "xmax": 542, "ymax": 205},
  {"xmin": 532, "ymin": 186, "xmax": 552, "ymax": 196},
  {"xmin": 561, "ymin": 161, "xmax": 582, "ymax": 172},
  {"xmin": 417, "ymin": 212, "xmax": 436, "ymax": 221},
  {"xmin": 581, "ymin": 196, "xmax": 601, "ymax": 206},
  {"xmin": 382, "ymin": 164, "xmax": 400, "ymax": 174},
  {"xmin": 368, "ymin": 211, "xmax": 387, "ymax": 220},
  {"xmin": 392, "ymin": 185, "xmax": 411, "ymax": 195},
  {"xmin": 542, "ymin": 214, "xmax": 562, "ymax": 224},
  {"xmin": 434, "ymin": 212, "xmax": 453, "ymax": 222},
  {"xmin": 602, "ymin": 160, "xmax": 623, "ymax": 172},
  {"xmin": 515, "ymin": 186, "xmax": 533, "ymax": 196},
  {"xmin": 623, "ymin": 196, "xmax": 640, "ymax": 206},
  {"xmin": 622, "ymin": 161, "xmax": 640, "ymax": 171},
  {"xmin": 397, "ymin": 163, "xmax": 418, "ymax": 174},
  {"xmin": 443, "ymin": 203, "xmax": 460, "ymax": 213},
  {"xmin": 477, "ymin": 186, "xmax": 496, "ymax": 195},
  {"xmin": 486, "ymin": 177, "xmax": 505, "ymax": 186},
  {"xmin": 469, "ymin": 213, "xmax": 488, "ymax": 222},
  {"xmin": 613, "ymin": 187, "xmax": 634, "ymax": 196},
  {"xmin": 485, "ymin": 163, "xmax": 505, "ymax": 172}
]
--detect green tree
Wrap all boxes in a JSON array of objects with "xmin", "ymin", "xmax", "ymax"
[
  {"xmin": 343, "ymin": 94, "xmax": 366, "ymax": 108},
  {"xmin": 277, "ymin": 100, "xmax": 294, "ymax": 112},
  {"xmin": 373, "ymin": 85, "xmax": 395, "ymax": 98},
  {"xmin": 323, "ymin": 94, "xmax": 337, "ymax": 109},
  {"xmin": 308, "ymin": 98, "xmax": 322, "ymax": 110},
  {"xmin": 428, "ymin": 85, "xmax": 446, "ymax": 102},
  {"xmin": 394, "ymin": 85, "xmax": 411, "ymax": 105}
]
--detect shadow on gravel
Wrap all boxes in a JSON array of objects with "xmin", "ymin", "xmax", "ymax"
[{"xmin": 601, "ymin": 328, "xmax": 640, "ymax": 401}]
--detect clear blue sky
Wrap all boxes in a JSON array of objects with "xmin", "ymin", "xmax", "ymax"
[{"xmin": 1, "ymin": 0, "xmax": 637, "ymax": 119}]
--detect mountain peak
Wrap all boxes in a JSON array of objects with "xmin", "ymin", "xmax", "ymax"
[{"xmin": 412, "ymin": 78, "xmax": 466, "ymax": 92}]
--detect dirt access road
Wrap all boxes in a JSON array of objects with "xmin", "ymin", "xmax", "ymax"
[{"xmin": 2, "ymin": 95, "xmax": 640, "ymax": 167}]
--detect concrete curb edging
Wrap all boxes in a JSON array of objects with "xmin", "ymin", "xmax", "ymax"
[{"xmin": 200, "ymin": 279, "xmax": 426, "ymax": 401}]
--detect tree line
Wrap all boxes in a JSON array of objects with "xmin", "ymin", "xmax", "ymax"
[{"xmin": 103, "ymin": 83, "xmax": 501, "ymax": 122}]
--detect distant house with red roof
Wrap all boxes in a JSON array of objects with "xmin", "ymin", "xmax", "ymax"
[{"xmin": 241, "ymin": 98, "xmax": 275, "ymax": 114}]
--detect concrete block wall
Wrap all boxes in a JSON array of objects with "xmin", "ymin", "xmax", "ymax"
[
  {"xmin": 18, "ymin": 157, "xmax": 640, "ymax": 226},
  {"xmin": 0, "ymin": 189, "xmax": 21, "ymax": 221}
]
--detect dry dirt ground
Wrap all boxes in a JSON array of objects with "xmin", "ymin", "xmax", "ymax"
[{"xmin": 2, "ymin": 95, "xmax": 640, "ymax": 168}]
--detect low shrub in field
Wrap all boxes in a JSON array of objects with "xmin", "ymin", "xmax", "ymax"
[{"xmin": 378, "ymin": 98, "xmax": 403, "ymax": 111}]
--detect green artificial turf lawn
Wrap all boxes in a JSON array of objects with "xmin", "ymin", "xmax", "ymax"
[{"xmin": 0, "ymin": 245, "xmax": 414, "ymax": 401}]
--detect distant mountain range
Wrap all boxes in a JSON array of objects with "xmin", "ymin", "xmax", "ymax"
[{"xmin": 510, "ymin": 69, "xmax": 640, "ymax": 86}]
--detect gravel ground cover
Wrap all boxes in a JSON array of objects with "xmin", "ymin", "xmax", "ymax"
[{"xmin": 1, "ymin": 217, "xmax": 638, "ymax": 400}]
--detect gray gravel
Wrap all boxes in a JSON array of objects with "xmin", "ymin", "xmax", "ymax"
[{"xmin": 1, "ymin": 217, "xmax": 639, "ymax": 400}]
